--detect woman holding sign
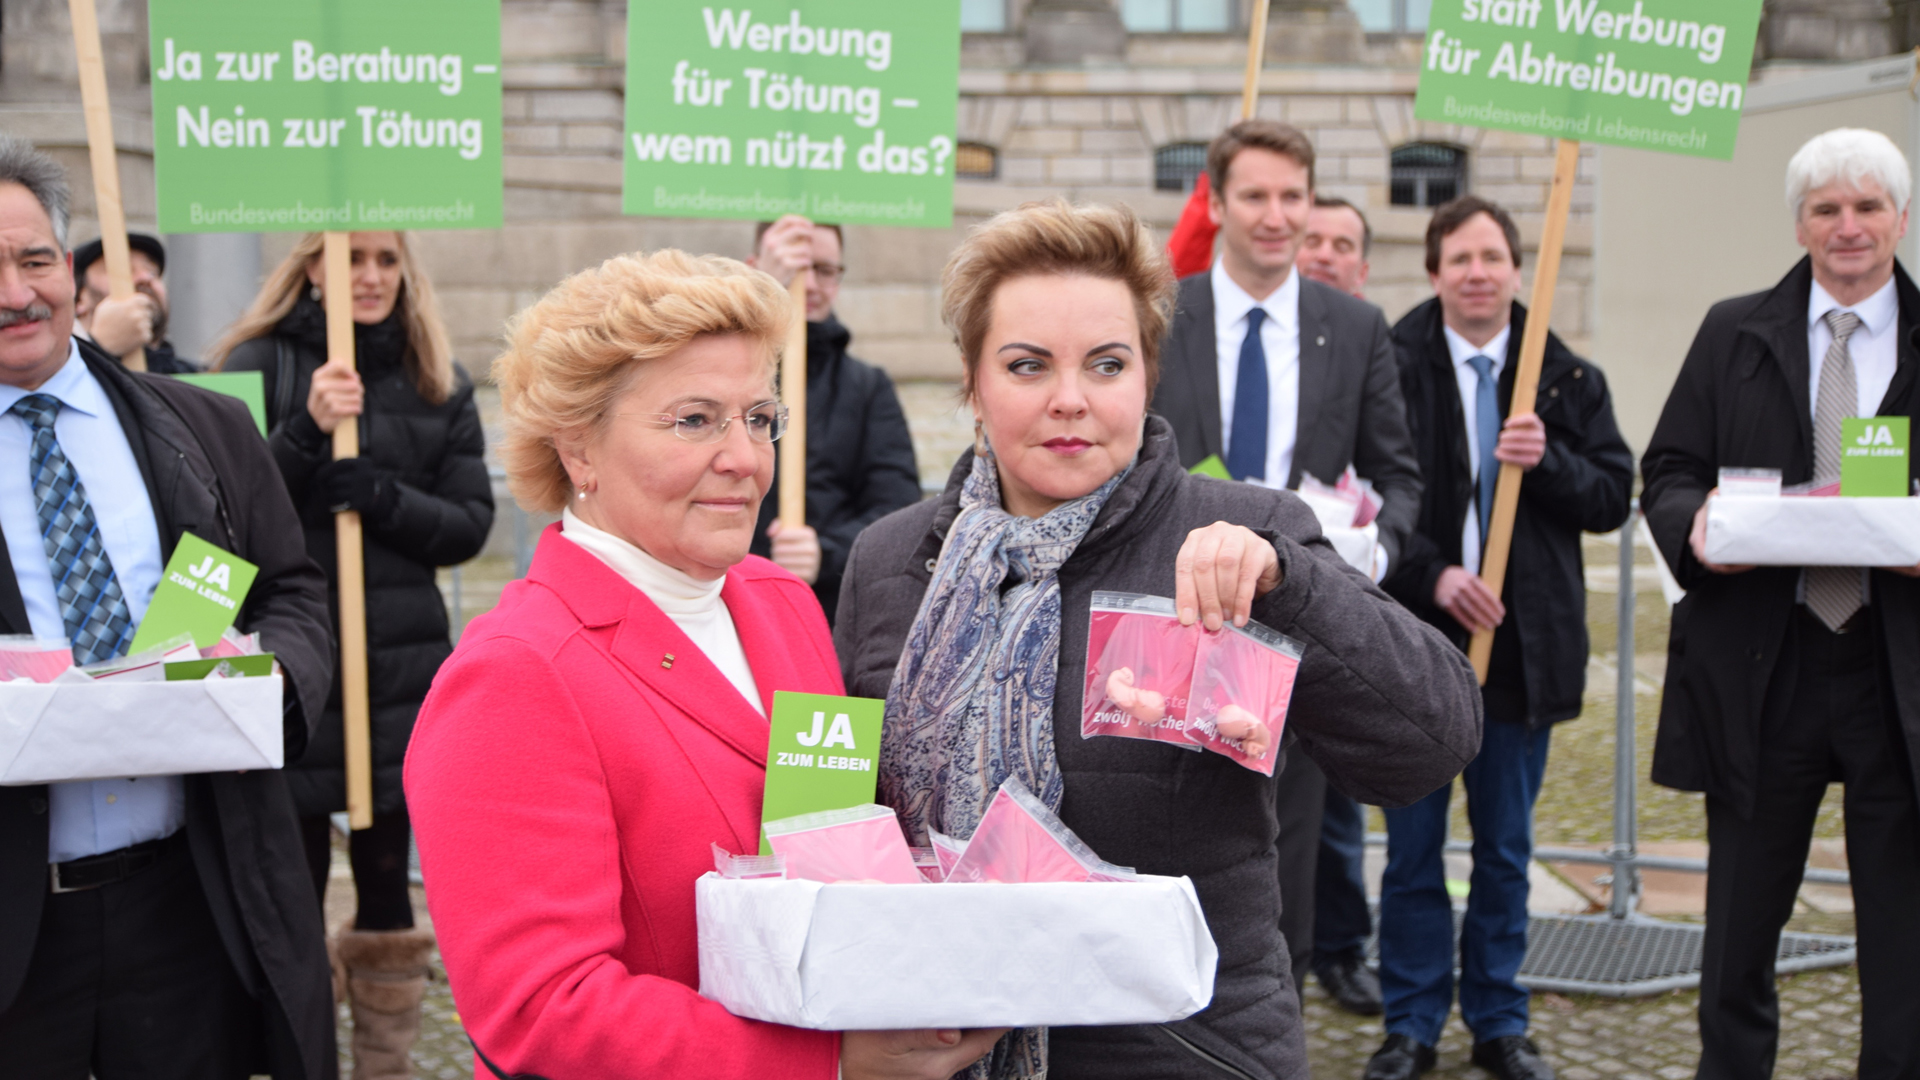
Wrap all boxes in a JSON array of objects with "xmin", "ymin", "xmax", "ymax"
[
  {"xmin": 403, "ymin": 250, "xmax": 1001, "ymax": 1080},
  {"xmin": 833, "ymin": 201, "xmax": 1481, "ymax": 1080},
  {"xmin": 210, "ymin": 230, "xmax": 493, "ymax": 1073}
]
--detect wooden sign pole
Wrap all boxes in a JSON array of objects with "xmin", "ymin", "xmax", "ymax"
[
  {"xmin": 66, "ymin": 0, "xmax": 145, "ymax": 371},
  {"xmin": 1240, "ymin": 0, "xmax": 1272, "ymax": 120},
  {"xmin": 1468, "ymin": 137, "xmax": 1580, "ymax": 683},
  {"xmin": 779, "ymin": 273, "xmax": 809, "ymax": 527},
  {"xmin": 323, "ymin": 232, "xmax": 374, "ymax": 830}
]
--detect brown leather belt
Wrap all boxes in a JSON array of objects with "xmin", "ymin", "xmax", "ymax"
[{"xmin": 49, "ymin": 830, "xmax": 184, "ymax": 894}]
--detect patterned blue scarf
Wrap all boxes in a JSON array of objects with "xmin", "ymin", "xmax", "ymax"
[{"xmin": 880, "ymin": 449, "xmax": 1127, "ymax": 1080}]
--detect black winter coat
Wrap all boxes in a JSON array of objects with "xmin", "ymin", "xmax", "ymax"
[
  {"xmin": 0, "ymin": 339, "xmax": 338, "ymax": 1078},
  {"xmin": 224, "ymin": 300, "xmax": 493, "ymax": 815},
  {"xmin": 750, "ymin": 316, "xmax": 920, "ymax": 624},
  {"xmin": 1640, "ymin": 258, "xmax": 1920, "ymax": 817},
  {"xmin": 1384, "ymin": 299, "xmax": 1634, "ymax": 727},
  {"xmin": 836, "ymin": 416, "xmax": 1480, "ymax": 1080}
]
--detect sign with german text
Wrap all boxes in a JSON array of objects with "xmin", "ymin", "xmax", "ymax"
[
  {"xmin": 1842, "ymin": 417, "xmax": 1911, "ymax": 497},
  {"xmin": 147, "ymin": 0, "xmax": 502, "ymax": 232},
  {"xmin": 624, "ymin": 1, "xmax": 960, "ymax": 227},
  {"xmin": 759, "ymin": 691, "xmax": 884, "ymax": 853},
  {"xmin": 1413, "ymin": 0, "xmax": 1763, "ymax": 159}
]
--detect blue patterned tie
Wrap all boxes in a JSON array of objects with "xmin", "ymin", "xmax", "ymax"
[
  {"xmin": 1468, "ymin": 355, "xmax": 1500, "ymax": 554},
  {"xmin": 10, "ymin": 394, "xmax": 134, "ymax": 665},
  {"xmin": 1226, "ymin": 307, "xmax": 1269, "ymax": 482}
]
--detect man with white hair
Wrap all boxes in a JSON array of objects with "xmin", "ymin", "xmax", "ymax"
[{"xmin": 1642, "ymin": 127, "xmax": 1920, "ymax": 1078}]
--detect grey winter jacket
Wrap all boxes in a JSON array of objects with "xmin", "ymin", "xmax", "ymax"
[{"xmin": 834, "ymin": 414, "xmax": 1480, "ymax": 1080}]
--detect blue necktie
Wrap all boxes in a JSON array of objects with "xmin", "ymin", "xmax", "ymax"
[
  {"xmin": 1226, "ymin": 307, "xmax": 1269, "ymax": 483},
  {"xmin": 1468, "ymin": 355, "xmax": 1500, "ymax": 551},
  {"xmin": 10, "ymin": 395, "xmax": 134, "ymax": 665}
]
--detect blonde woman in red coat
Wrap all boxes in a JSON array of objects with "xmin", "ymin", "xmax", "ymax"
[{"xmin": 404, "ymin": 250, "xmax": 1000, "ymax": 1079}]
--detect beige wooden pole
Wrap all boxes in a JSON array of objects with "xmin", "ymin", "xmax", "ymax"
[
  {"xmin": 779, "ymin": 273, "xmax": 809, "ymax": 527},
  {"xmin": 1240, "ymin": 0, "xmax": 1272, "ymax": 120},
  {"xmin": 66, "ymin": 0, "xmax": 145, "ymax": 371},
  {"xmin": 324, "ymin": 232, "xmax": 374, "ymax": 829},
  {"xmin": 1468, "ymin": 138, "xmax": 1581, "ymax": 683}
]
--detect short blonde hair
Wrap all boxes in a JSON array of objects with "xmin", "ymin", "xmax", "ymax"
[
  {"xmin": 941, "ymin": 199, "xmax": 1175, "ymax": 397},
  {"xmin": 493, "ymin": 249, "xmax": 793, "ymax": 512}
]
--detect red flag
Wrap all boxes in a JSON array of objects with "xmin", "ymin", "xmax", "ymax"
[{"xmin": 1166, "ymin": 172, "xmax": 1217, "ymax": 279}]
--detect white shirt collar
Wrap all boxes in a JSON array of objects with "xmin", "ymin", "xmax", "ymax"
[
  {"xmin": 1211, "ymin": 259, "xmax": 1299, "ymax": 331},
  {"xmin": 1809, "ymin": 275, "xmax": 1897, "ymax": 338},
  {"xmin": 560, "ymin": 506, "xmax": 725, "ymax": 616},
  {"xmin": 1443, "ymin": 323, "xmax": 1511, "ymax": 373},
  {"xmin": 0, "ymin": 339, "xmax": 106, "ymax": 419}
]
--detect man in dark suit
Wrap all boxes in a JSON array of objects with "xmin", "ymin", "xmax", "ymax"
[
  {"xmin": 1150, "ymin": 118, "xmax": 1422, "ymax": 1006},
  {"xmin": 1371, "ymin": 196, "xmax": 1632, "ymax": 1080},
  {"xmin": 0, "ymin": 136, "xmax": 337, "ymax": 1077},
  {"xmin": 1641, "ymin": 127, "xmax": 1920, "ymax": 1080}
]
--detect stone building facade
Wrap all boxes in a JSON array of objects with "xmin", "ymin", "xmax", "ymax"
[{"xmin": 0, "ymin": 0, "xmax": 1905, "ymax": 382}]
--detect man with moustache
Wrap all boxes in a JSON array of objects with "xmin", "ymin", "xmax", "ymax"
[
  {"xmin": 72, "ymin": 232, "xmax": 197, "ymax": 373},
  {"xmin": 1641, "ymin": 127, "xmax": 1920, "ymax": 1080},
  {"xmin": 0, "ymin": 136, "xmax": 336, "ymax": 1077},
  {"xmin": 1299, "ymin": 194, "xmax": 1371, "ymax": 300},
  {"xmin": 1370, "ymin": 195, "xmax": 1631, "ymax": 1080},
  {"xmin": 1152, "ymin": 118, "xmax": 1422, "ymax": 1005}
]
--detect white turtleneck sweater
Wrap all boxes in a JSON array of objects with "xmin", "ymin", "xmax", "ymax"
[{"xmin": 560, "ymin": 508, "xmax": 763, "ymax": 715}]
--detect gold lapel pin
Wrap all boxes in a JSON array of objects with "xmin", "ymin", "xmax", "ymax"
[{"xmin": 661, "ymin": 653, "xmax": 675, "ymax": 669}]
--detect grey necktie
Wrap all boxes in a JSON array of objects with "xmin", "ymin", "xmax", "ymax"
[{"xmin": 1806, "ymin": 309, "xmax": 1863, "ymax": 631}]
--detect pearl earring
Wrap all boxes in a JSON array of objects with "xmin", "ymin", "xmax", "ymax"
[{"xmin": 309, "ymin": 285, "xmax": 322, "ymax": 302}]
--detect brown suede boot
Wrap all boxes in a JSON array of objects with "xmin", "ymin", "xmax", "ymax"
[{"xmin": 335, "ymin": 926, "xmax": 435, "ymax": 1080}]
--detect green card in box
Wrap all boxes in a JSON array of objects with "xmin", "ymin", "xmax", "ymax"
[
  {"xmin": 1841, "ymin": 417, "xmax": 1910, "ymax": 497},
  {"xmin": 759, "ymin": 691, "xmax": 885, "ymax": 854}
]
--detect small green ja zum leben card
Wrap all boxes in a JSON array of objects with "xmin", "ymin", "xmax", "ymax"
[
  {"xmin": 1841, "ymin": 417, "xmax": 1910, "ymax": 497},
  {"xmin": 129, "ymin": 532, "xmax": 259, "ymax": 653},
  {"xmin": 759, "ymin": 691, "xmax": 885, "ymax": 854}
]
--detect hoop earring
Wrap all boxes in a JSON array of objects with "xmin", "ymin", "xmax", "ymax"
[{"xmin": 973, "ymin": 419, "xmax": 988, "ymax": 458}]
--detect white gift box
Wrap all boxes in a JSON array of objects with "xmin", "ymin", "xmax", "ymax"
[
  {"xmin": 697, "ymin": 872, "xmax": 1218, "ymax": 1030},
  {"xmin": 0, "ymin": 675, "xmax": 284, "ymax": 785},
  {"xmin": 1323, "ymin": 524, "xmax": 1381, "ymax": 578},
  {"xmin": 1703, "ymin": 495, "xmax": 1920, "ymax": 567}
]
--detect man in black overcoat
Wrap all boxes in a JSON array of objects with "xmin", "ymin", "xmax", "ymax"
[
  {"xmin": 1641, "ymin": 127, "xmax": 1920, "ymax": 1080},
  {"xmin": 0, "ymin": 136, "xmax": 336, "ymax": 1077}
]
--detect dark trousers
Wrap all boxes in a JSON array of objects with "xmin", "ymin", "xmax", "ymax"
[
  {"xmin": 299, "ymin": 807, "xmax": 416, "ymax": 931},
  {"xmin": 1697, "ymin": 610, "xmax": 1920, "ymax": 1080},
  {"xmin": 1276, "ymin": 747, "xmax": 1328, "ymax": 996},
  {"xmin": 1380, "ymin": 714, "xmax": 1551, "ymax": 1046},
  {"xmin": 1314, "ymin": 784, "xmax": 1374, "ymax": 962},
  {"xmin": 0, "ymin": 833, "xmax": 259, "ymax": 1078}
]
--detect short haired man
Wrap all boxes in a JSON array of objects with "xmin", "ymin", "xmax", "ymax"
[
  {"xmin": 71, "ymin": 232, "xmax": 196, "ymax": 373},
  {"xmin": 1300, "ymin": 194, "xmax": 1371, "ymax": 299},
  {"xmin": 1152, "ymin": 118, "xmax": 1424, "ymax": 1003},
  {"xmin": 1372, "ymin": 196, "xmax": 1633, "ymax": 1080},
  {"xmin": 0, "ymin": 136, "xmax": 336, "ymax": 1076},
  {"xmin": 746, "ymin": 214, "xmax": 921, "ymax": 624},
  {"xmin": 1641, "ymin": 127, "xmax": 1920, "ymax": 1079}
]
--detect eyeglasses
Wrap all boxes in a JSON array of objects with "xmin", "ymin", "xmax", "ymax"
[
  {"xmin": 809, "ymin": 263, "xmax": 846, "ymax": 284},
  {"xmin": 631, "ymin": 400, "xmax": 789, "ymax": 444}
]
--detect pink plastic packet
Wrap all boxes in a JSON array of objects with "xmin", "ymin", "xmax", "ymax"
[
  {"xmin": 762, "ymin": 804, "xmax": 923, "ymax": 885},
  {"xmin": 204, "ymin": 627, "xmax": 262, "ymax": 659},
  {"xmin": 928, "ymin": 831, "xmax": 966, "ymax": 880},
  {"xmin": 0, "ymin": 635, "xmax": 75, "ymax": 683},
  {"xmin": 1081, "ymin": 592, "xmax": 1202, "ymax": 750},
  {"xmin": 909, "ymin": 847, "xmax": 944, "ymax": 883},
  {"xmin": 711, "ymin": 842, "xmax": 787, "ymax": 880},
  {"xmin": 944, "ymin": 778, "xmax": 1138, "ymax": 885},
  {"xmin": 1183, "ymin": 622, "xmax": 1305, "ymax": 776}
]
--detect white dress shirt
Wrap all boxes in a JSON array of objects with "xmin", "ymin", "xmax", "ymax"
[
  {"xmin": 1444, "ymin": 323, "xmax": 1513, "ymax": 575},
  {"xmin": 1212, "ymin": 260, "xmax": 1301, "ymax": 489},
  {"xmin": 1808, "ymin": 276, "xmax": 1899, "ymax": 421},
  {"xmin": 561, "ymin": 508, "xmax": 763, "ymax": 714},
  {"xmin": 0, "ymin": 340, "xmax": 179, "ymax": 862}
]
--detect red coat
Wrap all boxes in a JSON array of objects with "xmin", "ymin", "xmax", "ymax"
[{"xmin": 406, "ymin": 524, "xmax": 843, "ymax": 1077}]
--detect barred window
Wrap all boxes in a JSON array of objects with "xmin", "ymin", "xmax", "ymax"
[
  {"xmin": 1154, "ymin": 142, "xmax": 1210, "ymax": 193},
  {"xmin": 954, "ymin": 142, "xmax": 998, "ymax": 180},
  {"xmin": 1390, "ymin": 143, "xmax": 1468, "ymax": 207},
  {"xmin": 1122, "ymin": 0, "xmax": 1234, "ymax": 32}
]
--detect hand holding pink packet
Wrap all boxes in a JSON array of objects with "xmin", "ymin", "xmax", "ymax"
[{"xmin": 1183, "ymin": 622, "xmax": 1304, "ymax": 776}]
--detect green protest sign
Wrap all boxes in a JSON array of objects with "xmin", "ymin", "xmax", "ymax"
[
  {"xmin": 172, "ymin": 372, "xmax": 266, "ymax": 435},
  {"xmin": 1414, "ymin": 0, "xmax": 1763, "ymax": 159},
  {"xmin": 759, "ymin": 691, "xmax": 885, "ymax": 853},
  {"xmin": 147, "ymin": 0, "xmax": 502, "ymax": 233},
  {"xmin": 1842, "ymin": 417, "xmax": 1910, "ymax": 497},
  {"xmin": 624, "ymin": 1, "xmax": 960, "ymax": 228}
]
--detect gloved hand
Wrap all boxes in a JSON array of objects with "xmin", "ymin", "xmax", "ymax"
[{"xmin": 315, "ymin": 457, "xmax": 401, "ymax": 523}]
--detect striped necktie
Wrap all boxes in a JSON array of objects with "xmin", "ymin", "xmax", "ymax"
[
  {"xmin": 9, "ymin": 394, "xmax": 135, "ymax": 664},
  {"xmin": 1806, "ymin": 309, "xmax": 1864, "ymax": 632}
]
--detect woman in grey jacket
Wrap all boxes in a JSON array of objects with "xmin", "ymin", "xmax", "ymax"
[{"xmin": 834, "ymin": 201, "xmax": 1481, "ymax": 1080}]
